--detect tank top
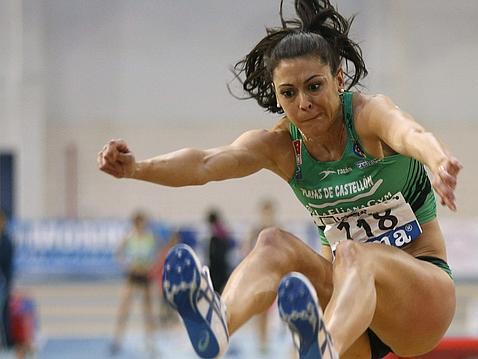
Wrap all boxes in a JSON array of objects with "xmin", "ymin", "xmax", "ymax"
[
  {"xmin": 124, "ymin": 232, "xmax": 156, "ymax": 268},
  {"xmin": 288, "ymin": 91, "xmax": 436, "ymax": 247}
]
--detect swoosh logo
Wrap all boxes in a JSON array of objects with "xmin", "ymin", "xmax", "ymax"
[
  {"xmin": 308, "ymin": 179, "xmax": 383, "ymax": 209},
  {"xmin": 198, "ymin": 330, "xmax": 210, "ymax": 352},
  {"xmin": 319, "ymin": 170, "xmax": 336, "ymax": 180}
]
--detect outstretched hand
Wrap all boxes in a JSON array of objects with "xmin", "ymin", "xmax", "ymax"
[
  {"xmin": 431, "ymin": 157, "xmax": 463, "ymax": 211},
  {"xmin": 97, "ymin": 139, "xmax": 136, "ymax": 179}
]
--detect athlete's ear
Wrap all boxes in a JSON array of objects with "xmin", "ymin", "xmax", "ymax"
[{"xmin": 336, "ymin": 68, "xmax": 345, "ymax": 92}]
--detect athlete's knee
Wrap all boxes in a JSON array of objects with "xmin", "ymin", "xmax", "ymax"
[
  {"xmin": 254, "ymin": 227, "xmax": 297, "ymax": 260},
  {"xmin": 334, "ymin": 240, "xmax": 368, "ymax": 269},
  {"xmin": 255, "ymin": 227, "xmax": 286, "ymax": 248}
]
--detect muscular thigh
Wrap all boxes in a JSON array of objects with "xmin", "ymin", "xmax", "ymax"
[
  {"xmin": 254, "ymin": 227, "xmax": 335, "ymax": 305},
  {"xmin": 360, "ymin": 243, "xmax": 455, "ymax": 355}
]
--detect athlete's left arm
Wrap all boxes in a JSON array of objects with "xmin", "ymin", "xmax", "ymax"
[{"xmin": 361, "ymin": 94, "xmax": 463, "ymax": 211}]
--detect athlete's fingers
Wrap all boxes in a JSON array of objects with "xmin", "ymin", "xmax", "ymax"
[
  {"xmin": 97, "ymin": 149, "xmax": 111, "ymax": 169},
  {"xmin": 103, "ymin": 146, "xmax": 119, "ymax": 163},
  {"xmin": 438, "ymin": 167, "xmax": 457, "ymax": 189},
  {"xmin": 99, "ymin": 157, "xmax": 121, "ymax": 173},
  {"xmin": 100, "ymin": 163, "xmax": 123, "ymax": 178},
  {"xmin": 96, "ymin": 151, "xmax": 103, "ymax": 167},
  {"xmin": 111, "ymin": 139, "xmax": 130, "ymax": 154},
  {"xmin": 446, "ymin": 157, "xmax": 463, "ymax": 177},
  {"xmin": 432, "ymin": 177, "xmax": 456, "ymax": 211},
  {"xmin": 101, "ymin": 139, "xmax": 129, "ymax": 162},
  {"xmin": 437, "ymin": 157, "xmax": 462, "ymax": 185},
  {"xmin": 117, "ymin": 152, "xmax": 134, "ymax": 164}
]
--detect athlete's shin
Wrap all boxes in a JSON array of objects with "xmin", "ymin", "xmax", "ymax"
[
  {"xmin": 325, "ymin": 241, "xmax": 377, "ymax": 355},
  {"xmin": 221, "ymin": 251, "xmax": 283, "ymax": 334}
]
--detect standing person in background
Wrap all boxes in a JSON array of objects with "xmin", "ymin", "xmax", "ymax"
[
  {"xmin": 99, "ymin": 0, "xmax": 462, "ymax": 357},
  {"xmin": 0, "ymin": 210, "xmax": 14, "ymax": 351},
  {"xmin": 110, "ymin": 211, "xmax": 158, "ymax": 356},
  {"xmin": 244, "ymin": 199, "xmax": 278, "ymax": 355},
  {"xmin": 206, "ymin": 209, "xmax": 233, "ymax": 294}
]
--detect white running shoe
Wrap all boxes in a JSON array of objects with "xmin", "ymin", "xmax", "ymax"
[
  {"xmin": 162, "ymin": 243, "xmax": 229, "ymax": 358},
  {"xmin": 277, "ymin": 272, "xmax": 339, "ymax": 359}
]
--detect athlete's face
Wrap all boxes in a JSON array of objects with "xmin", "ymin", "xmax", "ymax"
[{"xmin": 272, "ymin": 56, "xmax": 344, "ymax": 138}]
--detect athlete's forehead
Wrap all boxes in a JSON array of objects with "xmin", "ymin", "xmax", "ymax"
[{"xmin": 272, "ymin": 57, "xmax": 332, "ymax": 87}]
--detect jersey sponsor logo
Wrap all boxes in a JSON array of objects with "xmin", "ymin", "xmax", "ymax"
[
  {"xmin": 337, "ymin": 167, "xmax": 352, "ymax": 175},
  {"xmin": 305, "ymin": 178, "xmax": 383, "ymax": 210},
  {"xmin": 309, "ymin": 191, "xmax": 394, "ymax": 226},
  {"xmin": 355, "ymin": 158, "xmax": 381, "ymax": 169},
  {"xmin": 319, "ymin": 170, "xmax": 336, "ymax": 180},
  {"xmin": 301, "ymin": 176, "xmax": 378, "ymax": 202},
  {"xmin": 319, "ymin": 167, "xmax": 352, "ymax": 180}
]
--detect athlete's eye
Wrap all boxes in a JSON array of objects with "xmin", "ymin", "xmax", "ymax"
[
  {"xmin": 280, "ymin": 89, "xmax": 294, "ymax": 98},
  {"xmin": 309, "ymin": 82, "xmax": 321, "ymax": 91}
]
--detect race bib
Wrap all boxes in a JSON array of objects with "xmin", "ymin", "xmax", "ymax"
[{"xmin": 323, "ymin": 193, "xmax": 422, "ymax": 249}]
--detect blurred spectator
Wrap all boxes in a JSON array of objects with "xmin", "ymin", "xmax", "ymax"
[
  {"xmin": 206, "ymin": 209, "xmax": 233, "ymax": 294},
  {"xmin": 110, "ymin": 211, "xmax": 158, "ymax": 356},
  {"xmin": 244, "ymin": 199, "xmax": 277, "ymax": 253},
  {"xmin": 244, "ymin": 199, "xmax": 278, "ymax": 354},
  {"xmin": 0, "ymin": 209, "xmax": 14, "ymax": 350}
]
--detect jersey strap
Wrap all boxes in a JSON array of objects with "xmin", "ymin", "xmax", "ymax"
[{"xmin": 341, "ymin": 92, "xmax": 367, "ymax": 159}]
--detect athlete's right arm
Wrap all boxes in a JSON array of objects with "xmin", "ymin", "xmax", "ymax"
[{"xmin": 97, "ymin": 129, "xmax": 285, "ymax": 187}]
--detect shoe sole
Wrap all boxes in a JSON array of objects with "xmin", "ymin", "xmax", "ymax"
[
  {"xmin": 162, "ymin": 244, "xmax": 222, "ymax": 358},
  {"xmin": 277, "ymin": 272, "xmax": 324, "ymax": 359}
]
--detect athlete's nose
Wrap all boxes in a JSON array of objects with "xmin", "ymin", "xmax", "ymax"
[{"xmin": 298, "ymin": 92, "xmax": 313, "ymax": 111}]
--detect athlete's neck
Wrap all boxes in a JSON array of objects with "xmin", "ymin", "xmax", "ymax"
[{"xmin": 303, "ymin": 113, "xmax": 346, "ymax": 162}]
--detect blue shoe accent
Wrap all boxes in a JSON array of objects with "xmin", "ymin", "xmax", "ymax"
[
  {"xmin": 162, "ymin": 244, "xmax": 229, "ymax": 358},
  {"xmin": 277, "ymin": 272, "xmax": 338, "ymax": 359}
]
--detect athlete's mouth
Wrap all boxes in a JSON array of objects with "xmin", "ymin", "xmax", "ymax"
[
  {"xmin": 303, "ymin": 114, "xmax": 320, "ymax": 122},
  {"xmin": 302, "ymin": 112, "xmax": 323, "ymax": 122}
]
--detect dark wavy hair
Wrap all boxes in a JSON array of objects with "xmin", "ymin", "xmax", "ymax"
[{"xmin": 231, "ymin": 0, "xmax": 368, "ymax": 113}]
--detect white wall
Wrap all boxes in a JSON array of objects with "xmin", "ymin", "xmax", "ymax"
[
  {"xmin": 0, "ymin": 0, "xmax": 47, "ymax": 219},
  {"xmin": 1, "ymin": 0, "xmax": 477, "ymax": 223}
]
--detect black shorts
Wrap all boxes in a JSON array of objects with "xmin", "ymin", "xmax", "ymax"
[
  {"xmin": 367, "ymin": 256, "xmax": 452, "ymax": 358},
  {"xmin": 127, "ymin": 272, "xmax": 151, "ymax": 286}
]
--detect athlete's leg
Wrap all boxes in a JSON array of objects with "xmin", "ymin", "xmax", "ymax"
[
  {"xmin": 162, "ymin": 227, "xmax": 377, "ymax": 358},
  {"xmin": 325, "ymin": 225, "xmax": 455, "ymax": 356},
  {"xmin": 221, "ymin": 227, "xmax": 372, "ymax": 358},
  {"xmin": 221, "ymin": 227, "xmax": 333, "ymax": 334}
]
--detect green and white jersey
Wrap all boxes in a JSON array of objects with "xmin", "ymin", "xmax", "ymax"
[{"xmin": 288, "ymin": 91, "xmax": 436, "ymax": 248}]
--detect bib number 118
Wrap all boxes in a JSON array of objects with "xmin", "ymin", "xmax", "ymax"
[{"xmin": 336, "ymin": 209, "xmax": 399, "ymax": 240}]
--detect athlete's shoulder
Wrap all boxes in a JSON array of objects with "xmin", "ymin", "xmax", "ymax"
[
  {"xmin": 237, "ymin": 118, "xmax": 295, "ymax": 180},
  {"xmin": 351, "ymin": 91, "xmax": 379, "ymax": 115},
  {"xmin": 235, "ymin": 124, "xmax": 290, "ymax": 148},
  {"xmin": 236, "ymin": 117, "xmax": 291, "ymax": 145},
  {"xmin": 354, "ymin": 92, "xmax": 398, "ymax": 117},
  {"xmin": 352, "ymin": 92, "xmax": 402, "ymax": 131}
]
